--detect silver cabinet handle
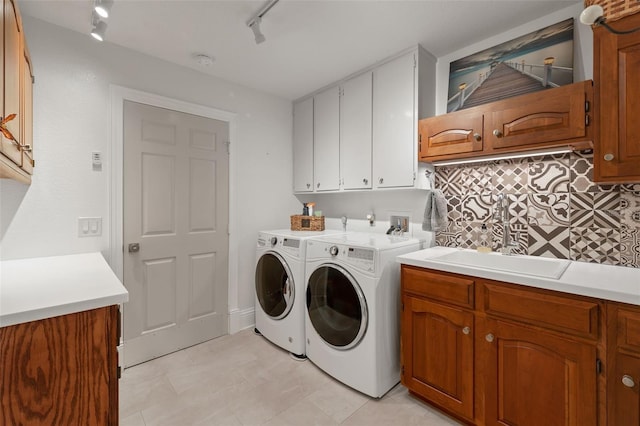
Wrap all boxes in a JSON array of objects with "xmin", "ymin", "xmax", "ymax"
[
  {"xmin": 473, "ymin": 133, "xmax": 481, "ymax": 141},
  {"xmin": 485, "ymin": 333, "xmax": 494, "ymax": 343},
  {"xmin": 493, "ymin": 129, "xmax": 503, "ymax": 138},
  {"xmin": 363, "ymin": 178, "xmax": 368, "ymax": 185},
  {"xmin": 462, "ymin": 326, "xmax": 470, "ymax": 335},
  {"xmin": 306, "ymin": 183, "xmax": 311, "ymax": 189},
  {"xmin": 604, "ymin": 153, "xmax": 614, "ymax": 161},
  {"xmin": 379, "ymin": 178, "xmax": 384, "ymax": 184},
  {"xmin": 622, "ymin": 375, "xmax": 636, "ymax": 388},
  {"xmin": 128, "ymin": 243, "xmax": 140, "ymax": 253},
  {"xmin": 317, "ymin": 182, "xmax": 320, "ymax": 188}
]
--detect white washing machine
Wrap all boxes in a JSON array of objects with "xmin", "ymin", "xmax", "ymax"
[
  {"xmin": 255, "ymin": 229, "xmax": 344, "ymax": 357},
  {"xmin": 304, "ymin": 232, "xmax": 423, "ymax": 397}
]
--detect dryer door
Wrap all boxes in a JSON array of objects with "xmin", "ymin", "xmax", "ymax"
[
  {"xmin": 255, "ymin": 252, "xmax": 295, "ymax": 320},
  {"xmin": 306, "ymin": 264, "xmax": 368, "ymax": 350}
]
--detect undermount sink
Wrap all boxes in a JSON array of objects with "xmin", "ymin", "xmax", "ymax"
[{"xmin": 430, "ymin": 250, "xmax": 571, "ymax": 279}]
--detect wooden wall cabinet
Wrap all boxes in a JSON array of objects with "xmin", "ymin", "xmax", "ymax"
[
  {"xmin": 419, "ymin": 80, "xmax": 593, "ymax": 163},
  {"xmin": 592, "ymin": 12, "xmax": 640, "ymax": 183},
  {"xmin": 0, "ymin": 0, "xmax": 34, "ymax": 184},
  {"xmin": 0, "ymin": 306, "xmax": 120, "ymax": 425},
  {"xmin": 401, "ymin": 265, "xmax": 602, "ymax": 425}
]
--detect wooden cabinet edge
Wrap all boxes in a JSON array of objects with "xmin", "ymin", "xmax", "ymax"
[{"xmin": 0, "ymin": 153, "xmax": 31, "ymax": 184}]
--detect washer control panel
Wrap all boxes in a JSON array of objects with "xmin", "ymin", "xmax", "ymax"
[
  {"xmin": 307, "ymin": 240, "xmax": 376, "ymax": 274},
  {"xmin": 257, "ymin": 233, "xmax": 302, "ymax": 257}
]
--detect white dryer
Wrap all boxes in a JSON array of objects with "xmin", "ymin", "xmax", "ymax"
[
  {"xmin": 254, "ymin": 229, "xmax": 344, "ymax": 357},
  {"xmin": 304, "ymin": 232, "xmax": 423, "ymax": 397}
]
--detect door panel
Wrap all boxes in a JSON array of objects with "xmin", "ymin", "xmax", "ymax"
[
  {"xmin": 123, "ymin": 100, "xmax": 229, "ymax": 367},
  {"xmin": 480, "ymin": 318, "xmax": 596, "ymax": 426}
]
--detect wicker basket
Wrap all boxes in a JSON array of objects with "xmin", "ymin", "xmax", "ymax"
[
  {"xmin": 290, "ymin": 215, "xmax": 325, "ymax": 231},
  {"xmin": 585, "ymin": 0, "xmax": 640, "ymax": 21}
]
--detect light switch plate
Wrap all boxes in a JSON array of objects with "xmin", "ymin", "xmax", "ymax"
[{"xmin": 78, "ymin": 217, "xmax": 102, "ymax": 237}]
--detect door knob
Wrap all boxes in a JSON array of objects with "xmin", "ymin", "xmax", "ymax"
[
  {"xmin": 128, "ymin": 243, "xmax": 140, "ymax": 253},
  {"xmin": 462, "ymin": 326, "xmax": 470, "ymax": 335},
  {"xmin": 622, "ymin": 375, "xmax": 636, "ymax": 388},
  {"xmin": 485, "ymin": 333, "xmax": 494, "ymax": 343},
  {"xmin": 604, "ymin": 153, "xmax": 614, "ymax": 161}
]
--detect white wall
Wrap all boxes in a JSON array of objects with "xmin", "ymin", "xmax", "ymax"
[
  {"xmin": 0, "ymin": 17, "xmax": 300, "ymax": 325},
  {"xmin": 435, "ymin": 3, "xmax": 593, "ymax": 114}
]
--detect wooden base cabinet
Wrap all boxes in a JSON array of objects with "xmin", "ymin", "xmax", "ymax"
[
  {"xmin": 608, "ymin": 303, "xmax": 640, "ymax": 426},
  {"xmin": 401, "ymin": 265, "xmax": 602, "ymax": 425},
  {"xmin": 478, "ymin": 317, "xmax": 597, "ymax": 426},
  {"xmin": 402, "ymin": 295, "xmax": 474, "ymax": 421},
  {"xmin": 0, "ymin": 306, "xmax": 120, "ymax": 425}
]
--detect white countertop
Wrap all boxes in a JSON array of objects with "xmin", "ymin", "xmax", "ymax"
[
  {"xmin": 0, "ymin": 252, "xmax": 129, "ymax": 327},
  {"xmin": 397, "ymin": 246, "xmax": 640, "ymax": 305}
]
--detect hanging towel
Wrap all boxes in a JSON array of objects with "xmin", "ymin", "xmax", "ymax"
[{"xmin": 422, "ymin": 189, "xmax": 449, "ymax": 232}]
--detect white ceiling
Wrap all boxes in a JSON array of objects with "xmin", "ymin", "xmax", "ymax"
[{"xmin": 17, "ymin": 0, "xmax": 581, "ymax": 100}]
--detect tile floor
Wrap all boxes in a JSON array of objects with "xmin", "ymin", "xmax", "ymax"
[{"xmin": 120, "ymin": 329, "xmax": 463, "ymax": 426}]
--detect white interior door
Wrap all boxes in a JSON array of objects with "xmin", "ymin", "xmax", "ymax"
[{"xmin": 123, "ymin": 100, "xmax": 229, "ymax": 367}]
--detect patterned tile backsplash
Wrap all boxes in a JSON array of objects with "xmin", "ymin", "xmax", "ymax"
[{"xmin": 434, "ymin": 150, "xmax": 640, "ymax": 268}]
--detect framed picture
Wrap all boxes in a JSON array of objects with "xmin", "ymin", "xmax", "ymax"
[{"xmin": 447, "ymin": 18, "xmax": 574, "ymax": 113}]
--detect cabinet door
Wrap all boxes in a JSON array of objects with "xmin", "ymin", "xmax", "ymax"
[
  {"xmin": 479, "ymin": 318, "xmax": 597, "ymax": 426},
  {"xmin": 340, "ymin": 72, "xmax": 372, "ymax": 190},
  {"xmin": 611, "ymin": 352, "xmax": 640, "ymax": 426},
  {"xmin": 373, "ymin": 52, "xmax": 415, "ymax": 188},
  {"xmin": 0, "ymin": 306, "xmax": 120, "ymax": 425},
  {"xmin": 401, "ymin": 295, "xmax": 474, "ymax": 421},
  {"xmin": 20, "ymin": 45, "xmax": 33, "ymax": 174},
  {"xmin": 418, "ymin": 108, "xmax": 483, "ymax": 161},
  {"xmin": 313, "ymin": 86, "xmax": 340, "ymax": 191},
  {"xmin": 487, "ymin": 81, "xmax": 589, "ymax": 152},
  {"xmin": 292, "ymin": 98, "xmax": 314, "ymax": 192},
  {"xmin": 593, "ymin": 13, "xmax": 640, "ymax": 182},
  {"xmin": 1, "ymin": 0, "xmax": 22, "ymax": 167}
]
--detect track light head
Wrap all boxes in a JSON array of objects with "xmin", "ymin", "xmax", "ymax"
[
  {"xmin": 91, "ymin": 18, "xmax": 107, "ymax": 41},
  {"xmin": 580, "ymin": 4, "xmax": 640, "ymax": 35},
  {"xmin": 249, "ymin": 18, "xmax": 266, "ymax": 44},
  {"xmin": 94, "ymin": 0, "xmax": 113, "ymax": 19}
]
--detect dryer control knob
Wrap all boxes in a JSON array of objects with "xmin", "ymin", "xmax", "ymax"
[
  {"xmin": 329, "ymin": 246, "xmax": 339, "ymax": 256},
  {"xmin": 270, "ymin": 237, "xmax": 278, "ymax": 246}
]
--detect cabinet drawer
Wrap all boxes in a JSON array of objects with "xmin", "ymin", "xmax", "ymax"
[
  {"xmin": 482, "ymin": 281, "xmax": 599, "ymax": 340},
  {"xmin": 617, "ymin": 306, "xmax": 640, "ymax": 352},
  {"xmin": 401, "ymin": 266, "xmax": 474, "ymax": 308}
]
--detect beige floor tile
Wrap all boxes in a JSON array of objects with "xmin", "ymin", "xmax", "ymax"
[{"xmin": 120, "ymin": 329, "xmax": 465, "ymax": 426}]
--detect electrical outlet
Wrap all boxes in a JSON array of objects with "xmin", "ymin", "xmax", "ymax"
[{"xmin": 390, "ymin": 215, "xmax": 409, "ymax": 232}]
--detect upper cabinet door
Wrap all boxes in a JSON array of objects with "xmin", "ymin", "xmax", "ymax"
[
  {"xmin": 487, "ymin": 81, "xmax": 589, "ymax": 152},
  {"xmin": 340, "ymin": 72, "xmax": 372, "ymax": 190},
  {"xmin": 292, "ymin": 98, "xmax": 314, "ymax": 193},
  {"xmin": 419, "ymin": 107, "xmax": 484, "ymax": 161},
  {"xmin": 1, "ymin": 0, "xmax": 22, "ymax": 167},
  {"xmin": 313, "ymin": 86, "xmax": 340, "ymax": 192},
  {"xmin": 373, "ymin": 52, "xmax": 416, "ymax": 189},
  {"xmin": 593, "ymin": 12, "xmax": 640, "ymax": 183}
]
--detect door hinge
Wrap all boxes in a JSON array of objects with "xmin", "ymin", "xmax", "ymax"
[
  {"xmin": 585, "ymin": 100, "xmax": 590, "ymax": 113},
  {"xmin": 225, "ymin": 141, "xmax": 231, "ymax": 155},
  {"xmin": 401, "ymin": 365, "xmax": 405, "ymax": 376},
  {"xmin": 585, "ymin": 114, "xmax": 590, "ymax": 127},
  {"xmin": 596, "ymin": 358, "xmax": 602, "ymax": 375},
  {"xmin": 401, "ymin": 302, "xmax": 404, "ymax": 312},
  {"xmin": 117, "ymin": 366, "xmax": 122, "ymax": 379},
  {"xmin": 413, "ymin": 54, "xmax": 417, "ymax": 69}
]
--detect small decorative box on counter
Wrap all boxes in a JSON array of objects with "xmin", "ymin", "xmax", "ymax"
[{"xmin": 290, "ymin": 215, "xmax": 325, "ymax": 231}]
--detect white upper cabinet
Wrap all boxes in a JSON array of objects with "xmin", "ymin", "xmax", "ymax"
[
  {"xmin": 292, "ymin": 45, "xmax": 436, "ymax": 194},
  {"xmin": 340, "ymin": 72, "xmax": 373, "ymax": 190},
  {"xmin": 373, "ymin": 52, "xmax": 416, "ymax": 189},
  {"xmin": 313, "ymin": 86, "xmax": 340, "ymax": 192},
  {"xmin": 292, "ymin": 97, "xmax": 314, "ymax": 193}
]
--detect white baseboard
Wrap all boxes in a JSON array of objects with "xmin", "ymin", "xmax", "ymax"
[{"xmin": 229, "ymin": 307, "xmax": 255, "ymax": 334}]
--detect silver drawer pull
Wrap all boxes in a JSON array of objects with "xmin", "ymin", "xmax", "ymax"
[
  {"xmin": 485, "ymin": 333, "xmax": 494, "ymax": 343},
  {"xmin": 462, "ymin": 326, "xmax": 470, "ymax": 335},
  {"xmin": 622, "ymin": 375, "xmax": 636, "ymax": 388},
  {"xmin": 604, "ymin": 153, "xmax": 614, "ymax": 161}
]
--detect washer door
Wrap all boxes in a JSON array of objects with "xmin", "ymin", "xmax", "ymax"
[
  {"xmin": 255, "ymin": 252, "xmax": 295, "ymax": 320},
  {"xmin": 306, "ymin": 264, "xmax": 368, "ymax": 350}
]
